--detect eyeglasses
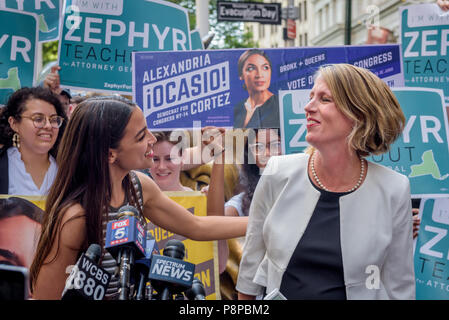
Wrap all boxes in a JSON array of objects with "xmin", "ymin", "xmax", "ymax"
[
  {"xmin": 20, "ymin": 113, "xmax": 64, "ymax": 129},
  {"xmin": 248, "ymin": 141, "xmax": 281, "ymax": 155}
]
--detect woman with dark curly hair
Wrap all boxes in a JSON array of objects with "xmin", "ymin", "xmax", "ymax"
[
  {"xmin": 225, "ymin": 129, "xmax": 281, "ymax": 217},
  {"xmin": 0, "ymin": 87, "xmax": 67, "ymax": 195}
]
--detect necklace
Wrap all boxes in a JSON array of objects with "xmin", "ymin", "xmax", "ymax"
[{"xmin": 310, "ymin": 151, "xmax": 365, "ymax": 192}]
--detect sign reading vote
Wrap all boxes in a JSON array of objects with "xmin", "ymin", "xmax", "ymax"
[
  {"xmin": 58, "ymin": 0, "xmax": 192, "ymax": 94},
  {"xmin": 280, "ymin": 88, "xmax": 449, "ymax": 198},
  {"xmin": 1, "ymin": 0, "xmax": 61, "ymax": 42},
  {"xmin": 415, "ymin": 198, "xmax": 449, "ymax": 299},
  {"xmin": 0, "ymin": 8, "xmax": 38, "ymax": 104},
  {"xmin": 400, "ymin": 3, "xmax": 449, "ymax": 104}
]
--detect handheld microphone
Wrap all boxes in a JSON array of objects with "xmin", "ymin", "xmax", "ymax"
[
  {"xmin": 185, "ymin": 277, "xmax": 206, "ymax": 300},
  {"xmin": 148, "ymin": 239, "xmax": 195, "ymax": 300},
  {"xmin": 105, "ymin": 205, "xmax": 146, "ymax": 300},
  {"xmin": 61, "ymin": 244, "xmax": 111, "ymax": 300},
  {"xmin": 132, "ymin": 234, "xmax": 159, "ymax": 300}
]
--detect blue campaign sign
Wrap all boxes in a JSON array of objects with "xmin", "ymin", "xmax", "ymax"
[
  {"xmin": 400, "ymin": 3, "xmax": 449, "ymax": 105},
  {"xmin": 415, "ymin": 198, "xmax": 449, "ymax": 299},
  {"xmin": 280, "ymin": 88, "xmax": 449, "ymax": 198},
  {"xmin": 58, "ymin": 0, "xmax": 192, "ymax": 94},
  {"xmin": 2, "ymin": 0, "xmax": 61, "ymax": 42},
  {"xmin": 279, "ymin": 90, "xmax": 309, "ymax": 154},
  {"xmin": 190, "ymin": 29, "xmax": 204, "ymax": 50},
  {"xmin": 133, "ymin": 44, "xmax": 403, "ymax": 130},
  {"xmin": 376, "ymin": 88, "xmax": 449, "ymax": 198},
  {"xmin": 0, "ymin": 8, "xmax": 38, "ymax": 105}
]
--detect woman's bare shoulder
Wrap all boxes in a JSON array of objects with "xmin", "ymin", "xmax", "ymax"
[{"xmin": 58, "ymin": 203, "xmax": 87, "ymax": 250}]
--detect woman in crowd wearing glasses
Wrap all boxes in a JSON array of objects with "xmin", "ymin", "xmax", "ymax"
[
  {"xmin": 224, "ymin": 129, "xmax": 281, "ymax": 218},
  {"xmin": 0, "ymin": 87, "xmax": 67, "ymax": 195}
]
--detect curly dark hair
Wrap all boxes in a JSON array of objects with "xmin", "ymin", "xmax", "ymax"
[
  {"xmin": 0, "ymin": 87, "xmax": 67, "ymax": 157},
  {"xmin": 236, "ymin": 128, "xmax": 280, "ymax": 216}
]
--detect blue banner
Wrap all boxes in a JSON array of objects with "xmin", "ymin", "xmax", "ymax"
[
  {"xmin": 58, "ymin": 0, "xmax": 192, "ymax": 94},
  {"xmin": 280, "ymin": 88, "xmax": 449, "ymax": 198},
  {"xmin": 0, "ymin": 8, "xmax": 38, "ymax": 105},
  {"xmin": 1, "ymin": 0, "xmax": 61, "ymax": 42},
  {"xmin": 415, "ymin": 198, "xmax": 449, "ymax": 299},
  {"xmin": 400, "ymin": 3, "xmax": 449, "ymax": 105},
  {"xmin": 133, "ymin": 44, "xmax": 403, "ymax": 130}
]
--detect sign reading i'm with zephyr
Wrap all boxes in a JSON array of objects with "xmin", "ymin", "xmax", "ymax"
[
  {"xmin": 400, "ymin": 3, "xmax": 449, "ymax": 105},
  {"xmin": 58, "ymin": 0, "xmax": 192, "ymax": 94}
]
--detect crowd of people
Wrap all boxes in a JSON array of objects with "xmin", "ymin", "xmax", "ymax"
[
  {"xmin": 0, "ymin": 0, "xmax": 448, "ymax": 301},
  {"xmin": 0, "ymin": 62, "xmax": 418, "ymax": 301}
]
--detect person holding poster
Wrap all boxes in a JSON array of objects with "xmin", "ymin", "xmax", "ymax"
[
  {"xmin": 234, "ymin": 49, "xmax": 279, "ymax": 129},
  {"xmin": 0, "ymin": 87, "xmax": 67, "ymax": 195},
  {"xmin": 29, "ymin": 96, "xmax": 247, "ymax": 299},
  {"xmin": 237, "ymin": 64, "xmax": 415, "ymax": 300}
]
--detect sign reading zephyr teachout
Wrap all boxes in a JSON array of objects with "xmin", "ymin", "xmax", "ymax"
[
  {"xmin": 280, "ymin": 88, "xmax": 449, "ymax": 198},
  {"xmin": 400, "ymin": 3, "xmax": 449, "ymax": 105},
  {"xmin": 58, "ymin": 0, "xmax": 192, "ymax": 94}
]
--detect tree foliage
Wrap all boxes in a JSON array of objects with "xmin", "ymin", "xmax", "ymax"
[
  {"xmin": 43, "ymin": 0, "xmax": 261, "ymax": 63},
  {"xmin": 167, "ymin": 0, "xmax": 260, "ymax": 49}
]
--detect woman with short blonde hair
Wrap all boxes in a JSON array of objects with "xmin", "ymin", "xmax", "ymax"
[
  {"xmin": 315, "ymin": 63, "xmax": 405, "ymax": 156},
  {"xmin": 237, "ymin": 63, "xmax": 415, "ymax": 300}
]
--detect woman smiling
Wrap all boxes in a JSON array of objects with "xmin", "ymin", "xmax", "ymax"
[{"xmin": 0, "ymin": 87, "xmax": 67, "ymax": 195}]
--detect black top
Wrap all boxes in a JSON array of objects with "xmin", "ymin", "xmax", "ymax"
[
  {"xmin": 233, "ymin": 94, "xmax": 279, "ymax": 129},
  {"xmin": 279, "ymin": 178, "xmax": 350, "ymax": 300},
  {"xmin": 0, "ymin": 147, "xmax": 8, "ymax": 194}
]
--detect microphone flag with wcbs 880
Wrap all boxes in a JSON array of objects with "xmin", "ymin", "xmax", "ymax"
[
  {"xmin": 61, "ymin": 244, "xmax": 111, "ymax": 300},
  {"xmin": 148, "ymin": 239, "xmax": 195, "ymax": 300},
  {"xmin": 105, "ymin": 205, "xmax": 146, "ymax": 300}
]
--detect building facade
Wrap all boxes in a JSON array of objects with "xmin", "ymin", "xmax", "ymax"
[
  {"xmin": 244, "ymin": 0, "xmax": 313, "ymax": 48},
  {"xmin": 246, "ymin": 0, "xmax": 436, "ymax": 48}
]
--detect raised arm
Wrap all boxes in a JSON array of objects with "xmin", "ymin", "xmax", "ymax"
[{"xmin": 137, "ymin": 171, "xmax": 247, "ymax": 241}]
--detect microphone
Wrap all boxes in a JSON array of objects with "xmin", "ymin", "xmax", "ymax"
[
  {"xmin": 148, "ymin": 239, "xmax": 195, "ymax": 300},
  {"xmin": 132, "ymin": 234, "xmax": 159, "ymax": 300},
  {"xmin": 105, "ymin": 205, "xmax": 146, "ymax": 300},
  {"xmin": 61, "ymin": 244, "xmax": 111, "ymax": 300},
  {"xmin": 185, "ymin": 277, "xmax": 206, "ymax": 300}
]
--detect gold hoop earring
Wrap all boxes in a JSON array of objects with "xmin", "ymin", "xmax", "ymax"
[{"xmin": 12, "ymin": 132, "xmax": 20, "ymax": 149}]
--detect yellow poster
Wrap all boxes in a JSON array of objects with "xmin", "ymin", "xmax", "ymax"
[
  {"xmin": 0, "ymin": 192, "xmax": 220, "ymax": 300},
  {"xmin": 145, "ymin": 191, "xmax": 220, "ymax": 300}
]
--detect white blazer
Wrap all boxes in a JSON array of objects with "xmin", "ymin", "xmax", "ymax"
[{"xmin": 236, "ymin": 153, "xmax": 415, "ymax": 300}]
